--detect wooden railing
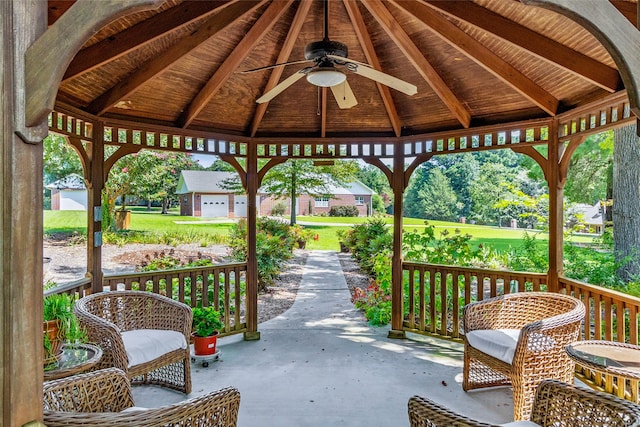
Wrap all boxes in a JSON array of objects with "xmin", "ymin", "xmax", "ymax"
[
  {"xmin": 45, "ymin": 263, "xmax": 248, "ymax": 338},
  {"xmin": 559, "ymin": 277, "xmax": 640, "ymax": 402},
  {"xmin": 402, "ymin": 262, "xmax": 547, "ymax": 339},
  {"xmin": 401, "ymin": 261, "xmax": 640, "ymax": 403},
  {"xmin": 102, "ymin": 263, "xmax": 247, "ymax": 337}
]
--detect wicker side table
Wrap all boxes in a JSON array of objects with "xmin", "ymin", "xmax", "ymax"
[
  {"xmin": 44, "ymin": 343, "xmax": 103, "ymax": 381},
  {"xmin": 566, "ymin": 340, "xmax": 640, "ymax": 380}
]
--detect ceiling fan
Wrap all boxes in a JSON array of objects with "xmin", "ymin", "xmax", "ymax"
[{"xmin": 240, "ymin": 1, "xmax": 417, "ymax": 109}]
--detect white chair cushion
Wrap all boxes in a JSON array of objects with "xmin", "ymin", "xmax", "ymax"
[
  {"xmin": 466, "ymin": 329, "xmax": 521, "ymax": 364},
  {"xmin": 500, "ymin": 422, "xmax": 540, "ymax": 426},
  {"xmin": 120, "ymin": 406, "xmax": 149, "ymax": 413},
  {"xmin": 121, "ymin": 329, "xmax": 187, "ymax": 368}
]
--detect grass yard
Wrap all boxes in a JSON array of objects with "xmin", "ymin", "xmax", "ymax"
[{"xmin": 44, "ymin": 210, "xmax": 596, "ymax": 252}]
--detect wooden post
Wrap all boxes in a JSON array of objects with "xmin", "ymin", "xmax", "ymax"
[
  {"xmin": 244, "ymin": 142, "xmax": 260, "ymax": 340},
  {"xmin": 388, "ymin": 145, "xmax": 406, "ymax": 339},
  {"xmin": 547, "ymin": 121, "xmax": 563, "ymax": 292},
  {"xmin": 87, "ymin": 123, "xmax": 105, "ymax": 292},
  {"xmin": 1, "ymin": 1, "xmax": 46, "ymax": 425}
]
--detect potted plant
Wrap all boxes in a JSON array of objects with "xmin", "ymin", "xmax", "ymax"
[
  {"xmin": 336, "ymin": 228, "xmax": 350, "ymax": 253},
  {"xmin": 290, "ymin": 224, "xmax": 314, "ymax": 249},
  {"xmin": 192, "ymin": 306, "xmax": 224, "ymax": 356},
  {"xmin": 43, "ymin": 293, "xmax": 86, "ymax": 367}
]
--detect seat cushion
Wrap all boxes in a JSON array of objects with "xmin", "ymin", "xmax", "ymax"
[
  {"xmin": 466, "ymin": 329, "xmax": 521, "ymax": 364},
  {"xmin": 500, "ymin": 422, "xmax": 540, "ymax": 426},
  {"xmin": 121, "ymin": 329, "xmax": 187, "ymax": 368}
]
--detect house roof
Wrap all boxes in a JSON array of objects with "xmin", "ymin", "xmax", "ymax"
[
  {"xmin": 45, "ymin": 173, "xmax": 86, "ymax": 190},
  {"xmin": 176, "ymin": 170, "xmax": 376, "ymax": 196},
  {"xmin": 176, "ymin": 170, "xmax": 236, "ymax": 194},
  {"xmin": 572, "ymin": 203, "xmax": 604, "ymax": 226}
]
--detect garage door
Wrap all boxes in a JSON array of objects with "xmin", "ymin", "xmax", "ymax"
[
  {"xmin": 233, "ymin": 196, "xmax": 261, "ymax": 217},
  {"xmin": 201, "ymin": 195, "xmax": 228, "ymax": 217}
]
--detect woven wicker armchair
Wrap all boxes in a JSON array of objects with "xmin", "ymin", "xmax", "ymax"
[
  {"xmin": 408, "ymin": 379, "xmax": 640, "ymax": 426},
  {"xmin": 463, "ymin": 292, "xmax": 585, "ymax": 421},
  {"xmin": 43, "ymin": 368, "xmax": 241, "ymax": 427},
  {"xmin": 74, "ymin": 290, "xmax": 192, "ymax": 393}
]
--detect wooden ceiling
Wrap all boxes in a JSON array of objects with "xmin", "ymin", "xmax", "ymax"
[{"xmin": 52, "ymin": 0, "xmax": 637, "ymax": 140}]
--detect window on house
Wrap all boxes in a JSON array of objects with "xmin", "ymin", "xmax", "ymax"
[
  {"xmin": 315, "ymin": 197, "xmax": 329, "ymax": 208},
  {"xmin": 355, "ymin": 196, "xmax": 365, "ymax": 205}
]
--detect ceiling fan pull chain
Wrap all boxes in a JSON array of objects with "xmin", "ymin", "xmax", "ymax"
[{"xmin": 317, "ymin": 87, "xmax": 321, "ymax": 115}]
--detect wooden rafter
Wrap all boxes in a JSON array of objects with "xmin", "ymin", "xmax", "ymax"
[
  {"xmin": 610, "ymin": 0, "xmax": 638, "ymax": 25},
  {"xmin": 344, "ymin": 0, "xmax": 402, "ymax": 137},
  {"xmin": 48, "ymin": 0, "xmax": 75, "ymax": 25},
  {"xmin": 63, "ymin": 1, "xmax": 231, "ymax": 81},
  {"xmin": 421, "ymin": 0, "xmax": 621, "ymax": 93},
  {"xmin": 360, "ymin": 0, "xmax": 472, "ymax": 128},
  {"xmin": 250, "ymin": 0, "xmax": 312, "ymax": 137},
  {"xmin": 87, "ymin": 1, "xmax": 262, "ymax": 116},
  {"xmin": 395, "ymin": 0, "xmax": 559, "ymax": 116},
  {"xmin": 179, "ymin": 0, "xmax": 294, "ymax": 128}
]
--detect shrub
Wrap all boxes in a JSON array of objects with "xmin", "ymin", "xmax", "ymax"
[
  {"xmin": 227, "ymin": 218, "xmax": 293, "ymax": 291},
  {"xmin": 329, "ymin": 205, "xmax": 359, "ymax": 217},
  {"xmin": 271, "ymin": 202, "xmax": 286, "ymax": 216}
]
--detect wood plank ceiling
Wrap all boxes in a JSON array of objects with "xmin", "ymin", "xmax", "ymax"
[{"xmin": 51, "ymin": 0, "xmax": 636, "ymax": 139}]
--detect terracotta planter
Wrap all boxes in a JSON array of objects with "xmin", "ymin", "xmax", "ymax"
[
  {"xmin": 192, "ymin": 332, "xmax": 219, "ymax": 355},
  {"xmin": 43, "ymin": 320, "xmax": 63, "ymax": 366}
]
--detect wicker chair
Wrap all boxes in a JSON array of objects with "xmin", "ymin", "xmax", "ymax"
[
  {"xmin": 408, "ymin": 379, "xmax": 640, "ymax": 426},
  {"xmin": 462, "ymin": 292, "xmax": 585, "ymax": 421},
  {"xmin": 74, "ymin": 290, "xmax": 192, "ymax": 393},
  {"xmin": 43, "ymin": 368, "xmax": 241, "ymax": 427}
]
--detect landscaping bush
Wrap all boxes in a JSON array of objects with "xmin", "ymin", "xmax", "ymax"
[
  {"xmin": 227, "ymin": 218, "xmax": 293, "ymax": 291},
  {"xmin": 271, "ymin": 202, "xmax": 286, "ymax": 216},
  {"xmin": 329, "ymin": 205, "xmax": 359, "ymax": 217}
]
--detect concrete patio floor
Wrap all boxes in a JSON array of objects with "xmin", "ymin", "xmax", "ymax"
[{"xmin": 133, "ymin": 250, "xmax": 514, "ymax": 426}]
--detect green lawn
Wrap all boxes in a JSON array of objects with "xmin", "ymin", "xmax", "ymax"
[{"xmin": 44, "ymin": 210, "xmax": 596, "ymax": 252}]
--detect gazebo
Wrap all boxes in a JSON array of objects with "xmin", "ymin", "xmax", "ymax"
[{"xmin": 2, "ymin": 0, "xmax": 640, "ymax": 424}]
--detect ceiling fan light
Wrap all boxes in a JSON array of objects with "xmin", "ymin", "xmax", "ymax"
[{"xmin": 306, "ymin": 69, "xmax": 346, "ymax": 87}]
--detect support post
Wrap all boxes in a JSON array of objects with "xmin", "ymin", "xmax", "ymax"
[
  {"xmin": 244, "ymin": 143, "xmax": 260, "ymax": 340},
  {"xmin": 388, "ymin": 145, "xmax": 406, "ymax": 339},
  {"xmin": 1, "ymin": 1, "xmax": 46, "ymax": 425},
  {"xmin": 87, "ymin": 124, "xmax": 105, "ymax": 293},
  {"xmin": 547, "ymin": 121, "xmax": 564, "ymax": 292}
]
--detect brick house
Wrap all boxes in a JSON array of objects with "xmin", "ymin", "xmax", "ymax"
[{"xmin": 176, "ymin": 170, "xmax": 375, "ymax": 218}]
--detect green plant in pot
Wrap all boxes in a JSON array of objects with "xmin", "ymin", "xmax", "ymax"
[
  {"xmin": 192, "ymin": 306, "xmax": 223, "ymax": 356},
  {"xmin": 43, "ymin": 293, "xmax": 87, "ymax": 368}
]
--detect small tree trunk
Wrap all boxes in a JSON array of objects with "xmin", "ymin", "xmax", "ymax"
[
  {"xmin": 290, "ymin": 165, "xmax": 297, "ymax": 225},
  {"xmin": 613, "ymin": 124, "xmax": 640, "ymax": 281},
  {"xmin": 161, "ymin": 198, "xmax": 169, "ymax": 214}
]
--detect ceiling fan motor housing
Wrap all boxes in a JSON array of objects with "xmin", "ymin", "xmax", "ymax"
[{"xmin": 304, "ymin": 40, "xmax": 348, "ymax": 61}]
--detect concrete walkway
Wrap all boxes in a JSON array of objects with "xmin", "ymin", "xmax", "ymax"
[{"xmin": 134, "ymin": 250, "xmax": 513, "ymax": 426}]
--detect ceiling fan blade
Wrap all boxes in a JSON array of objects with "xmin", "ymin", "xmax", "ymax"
[
  {"xmin": 330, "ymin": 80, "xmax": 358, "ymax": 109},
  {"xmin": 239, "ymin": 59, "xmax": 313, "ymax": 74},
  {"xmin": 256, "ymin": 68, "xmax": 311, "ymax": 104},
  {"xmin": 328, "ymin": 55, "xmax": 417, "ymax": 96}
]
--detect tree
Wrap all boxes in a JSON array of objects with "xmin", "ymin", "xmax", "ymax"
[
  {"xmin": 261, "ymin": 159, "xmax": 359, "ymax": 225},
  {"xmin": 468, "ymin": 162, "xmax": 517, "ymax": 225},
  {"xmin": 613, "ymin": 124, "xmax": 640, "ymax": 281},
  {"xmin": 356, "ymin": 164, "xmax": 392, "ymax": 213},
  {"xmin": 404, "ymin": 166, "xmax": 459, "ymax": 221},
  {"xmin": 564, "ymin": 132, "xmax": 612, "ymax": 205},
  {"xmin": 43, "ymin": 134, "xmax": 83, "ymax": 185}
]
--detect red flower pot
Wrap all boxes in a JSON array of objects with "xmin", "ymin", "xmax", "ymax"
[{"xmin": 192, "ymin": 332, "xmax": 219, "ymax": 355}]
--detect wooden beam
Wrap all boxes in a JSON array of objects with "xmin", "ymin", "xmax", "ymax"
[
  {"xmin": 395, "ymin": 0, "xmax": 559, "ymax": 116},
  {"xmin": 179, "ymin": 0, "xmax": 293, "ymax": 128},
  {"xmin": 250, "ymin": 0, "xmax": 312, "ymax": 137},
  {"xmin": 48, "ymin": 0, "xmax": 76, "ymax": 25},
  {"xmin": 25, "ymin": 0, "xmax": 164, "ymax": 131},
  {"xmin": 344, "ymin": 0, "xmax": 402, "ymax": 137},
  {"xmin": 421, "ymin": 0, "xmax": 620, "ymax": 93},
  {"xmin": 360, "ymin": 0, "xmax": 472, "ymax": 128},
  {"xmin": 523, "ymin": 0, "xmax": 640, "ymax": 119},
  {"xmin": 63, "ymin": 1, "xmax": 231, "ymax": 81},
  {"xmin": 610, "ymin": 0, "xmax": 638, "ymax": 25},
  {"xmin": 88, "ymin": 1, "xmax": 262, "ymax": 116}
]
